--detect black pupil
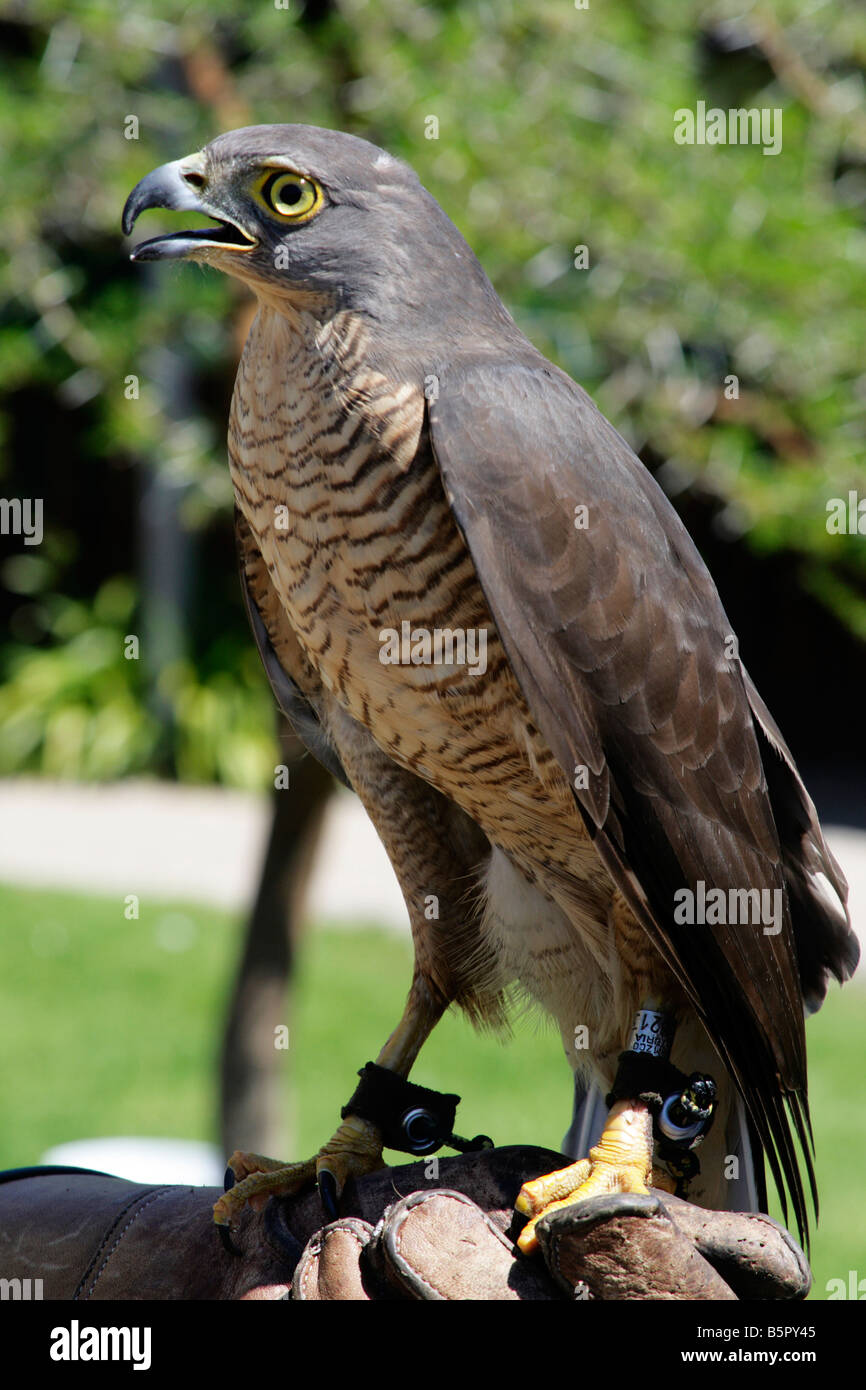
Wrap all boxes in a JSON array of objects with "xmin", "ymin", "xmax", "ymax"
[{"xmin": 277, "ymin": 180, "xmax": 302, "ymax": 206}]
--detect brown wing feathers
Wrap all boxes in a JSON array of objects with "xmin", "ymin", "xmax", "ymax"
[{"xmin": 430, "ymin": 354, "xmax": 857, "ymax": 1243}]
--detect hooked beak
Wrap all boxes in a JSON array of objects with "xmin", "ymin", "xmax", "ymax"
[{"xmin": 122, "ymin": 154, "xmax": 258, "ymax": 261}]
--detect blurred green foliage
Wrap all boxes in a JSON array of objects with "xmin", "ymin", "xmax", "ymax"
[{"xmin": 1, "ymin": 0, "xmax": 865, "ymax": 784}]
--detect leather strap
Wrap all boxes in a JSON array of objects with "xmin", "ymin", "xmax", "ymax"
[{"xmin": 341, "ymin": 1062, "xmax": 460, "ymax": 1154}]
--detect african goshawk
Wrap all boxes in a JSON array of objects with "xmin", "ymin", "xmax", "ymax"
[{"xmin": 123, "ymin": 126, "xmax": 858, "ymax": 1253}]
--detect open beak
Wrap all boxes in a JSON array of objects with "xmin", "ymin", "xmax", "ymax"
[{"xmin": 122, "ymin": 154, "xmax": 258, "ymax": 261}]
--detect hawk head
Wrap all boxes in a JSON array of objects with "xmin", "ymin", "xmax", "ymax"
[{"xmin": 122, "ymin": 124, "xmax": 509, "ymax": 345}]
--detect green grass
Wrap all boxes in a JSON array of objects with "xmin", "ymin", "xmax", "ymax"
[{"xmin": 1, "ymin": 881, "xmax": 863, "ymax": 1297}]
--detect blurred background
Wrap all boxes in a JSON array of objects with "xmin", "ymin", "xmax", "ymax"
[{"xmin": 0, "ymin": 0, "xmax": 864, "ymax": 1295}]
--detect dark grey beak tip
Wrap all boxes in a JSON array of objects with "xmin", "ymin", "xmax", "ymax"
[
  {"xmin": 121, "ymin": 176, "xmax": 161, "ymax": 239},
  {"xmin": 128, "ymin": 241, "xmax": 164, "ymax": 263},
  {"xmin": 121, "ymin": 197, "xmax": 139, "ymax": 238},
  {"xmin": 121, "ymin": 160, "xmax": 205, "ymax": 239},
  {"xmin": 121, "ymin": 192, "xmax": 139, "ymax": 237}
]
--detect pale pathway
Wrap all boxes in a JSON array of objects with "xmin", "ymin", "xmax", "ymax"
[{"xmin": 0, "ymin": 779, "xmax": 863, "ymax": 972}]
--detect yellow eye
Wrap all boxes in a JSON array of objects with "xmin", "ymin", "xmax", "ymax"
[{"xmin": 259, "ymin": 171, "xmax": 320, "ymax": 219}]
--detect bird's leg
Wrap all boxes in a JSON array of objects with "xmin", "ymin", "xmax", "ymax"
[
  {"xmin": 516, "ymin": 1002, "xmax": 716, "ymax": 1254},
  {"xmin": 213, "ymin": 976, "xmax": 443, "ymax": 1226}
]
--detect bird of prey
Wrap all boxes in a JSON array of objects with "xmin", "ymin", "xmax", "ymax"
[{"xmin": 123, "ymin": 126, "xmax": 858, "ymax": 1255}]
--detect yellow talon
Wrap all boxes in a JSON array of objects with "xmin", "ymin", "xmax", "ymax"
[
  {"xmin": 515, "ymin": 1159, "xmax": 591, "ymax": 1217},
  {"xmin": 516, "ymin": 1101, "xmax": 653, "ymax": 1254}
]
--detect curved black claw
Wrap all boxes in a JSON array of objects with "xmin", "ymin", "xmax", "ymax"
[
  {"xmin": 218, "ymin": 1223, "xmax": 242, "ymax": 1257},
  {"xmin": 449, "ymin": 1132, "xmax": 495, "ymax": 1154},
  {"xmin": 218, "ymin": 1164, "xmax": 242, "ymax": 1253},
  {"xmin": 318, "ymin": 1169, "xmax": 339, "ymax": 1222}
]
